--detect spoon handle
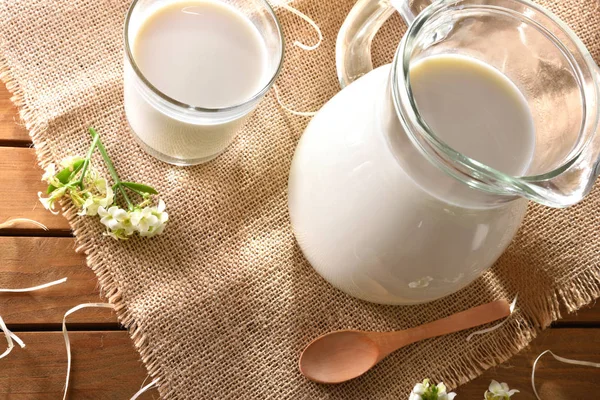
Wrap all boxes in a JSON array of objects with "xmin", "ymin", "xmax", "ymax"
[
  {"xmin": 374, "ymin": 299, "xmax": 511, "ymax": 356},
  {"xmin": 411, "ymin": 299, "xmax": 511, "ymax": 339}
]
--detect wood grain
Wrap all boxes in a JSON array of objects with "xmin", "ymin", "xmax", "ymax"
[
  {"xmin": 0, "ymin": 331, "xmax": 157, "ymax": 399},
  {"xmin": 0, "ymin": 236, "xmax": 117, "ymax": 326},
  {"xmin": 0, "ymin": 87, "xmax": 29, "ymax": 145},
  {"xmin": 455, "ymin": 328, "xmax": 600, "ymax": 399},
  {"xmin": 0, "ymin": 147, "xmax": 71, "ymax": 232}
]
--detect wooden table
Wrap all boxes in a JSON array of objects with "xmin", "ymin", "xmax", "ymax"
[{"xmin": 0, "ymin": 84, "xmax": 598, "ymax": 399}]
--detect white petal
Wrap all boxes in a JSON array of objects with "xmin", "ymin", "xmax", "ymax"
[
  {"xmin": 107, "ymin": 206, "xmax": 120, "ymax": 214},
  {"xmin": 489, "ymin": 380, "xmax": 502, "ymax": 393},
  {"xmin": 112, "ymin": 208, "xmax": 128, "ymax": 221},
  {"xmin": 157, "ymin": 199, "xmax": 166, "ymax": 212},
  {"xmin": 38, "ymin": 192, "xmax": 58, "ymax": 215},
  {"xmin": 409, "ymin": 394, "xmax": 422, "ymax": 400},
  {"xmin": 158, "ymin": 212, "xmax": 168, "ymax": 223},
  {"xmin": 146, "ymin": 215, "xmax": 159, "ymax": 226},
  {"xmin": 98, "ymin": 206, "xmax": 109, "ymax": 217},
  {"xmin": 42, "ymin": 163, "xmax": 56, "ymax": 181},
  {"xmin": 500, "ymin": 383, "xmax": 510, "ymax": 392},
  {"xmin": 413, "ymin": 383, "xmax": 426, "ymax": 394},
  {"xmin": 437, "ymin": 382, "xmax": 447, "ymax": 394},
  {"xmin": 447, "ymin": 393, "xmax": 457, "ymax": 400},
  {"xmin": 106, "ymin": 220, "xmax": 122, "ymax": 230},
  {"xmin": 130, "ymin": 211, "xmax": 142, "ymax": 225},
  {"xmin": 507, "ymin": 389, "xmax": 519, "ymax": 396},
  {"xmin": 153, "ymin": 223, "xmax": 166, "ymax": 235}
]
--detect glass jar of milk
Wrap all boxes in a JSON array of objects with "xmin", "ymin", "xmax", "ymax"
[
  {"xmin": 124, "ymin": 0, "xmax": 283, "ymax": 165},
  {"xmin": 288, "ymin": 0, "xmax": 600, "ymax": 304}
]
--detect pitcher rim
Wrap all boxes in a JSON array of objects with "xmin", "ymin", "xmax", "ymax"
[{"xmin": 391, "ymin": 0, "xmax": 600, "ymax": 205}]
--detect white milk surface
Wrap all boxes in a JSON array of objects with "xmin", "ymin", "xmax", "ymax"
[
  {"xmin": 133, "ymin": 0, "xmax": 267, "ymax": 108},
  {"xmin": 288, "ymin": 56, "xmax": 535, "ymax": 304},
  {"xmin": 124, "ymin": 0, "xmax": 269, "ymax": 163},
  {"xmin": 410, "ymin": 55, "xmax": 535, "ymax": 176}
]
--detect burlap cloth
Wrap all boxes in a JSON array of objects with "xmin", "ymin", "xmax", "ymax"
[{"xmin": 0, "ymin": 0, "xmax": 599, "ymax": 398}]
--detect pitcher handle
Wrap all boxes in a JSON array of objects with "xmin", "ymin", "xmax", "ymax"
[{"xmin": 336, "ymin": 0, "xmax": 433, "ymax": 88}]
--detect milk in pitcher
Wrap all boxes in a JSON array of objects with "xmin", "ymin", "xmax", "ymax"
[{"xmin": 288, "ymin": 55, "xmax": 535, "ymax": 304}]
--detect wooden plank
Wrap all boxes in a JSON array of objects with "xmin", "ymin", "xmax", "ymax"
[
  {"xmin": 0, "ymin": 236, "xmax": 117, "ymax": 326},
  {"xmin": 455, "ymin": 328, "xmax": 600, "ymax": 399},
  {"xmin": 0, "ymin": 328, "xmax": 595, "ymax": 399},
  {"xmin": 0, "ymin": 331, "xmax": 156, "ymax": 399},
  {"xmin": 0, "ymin": 147, "xmax": 71, "ymax": 232},
  {"xmin": 0, "ymin": 85, "xmax": 29, "ymax": 144},
  {"xmin": 556, "ymin": 302, "xmax": 600, "ymax": 325}
]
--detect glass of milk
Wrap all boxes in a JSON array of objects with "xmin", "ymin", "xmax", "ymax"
[{"xmin": 124, "ymin": 0, "xmax": 283, "ymax": 165}]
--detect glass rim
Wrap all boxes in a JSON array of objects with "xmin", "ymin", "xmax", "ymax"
[
  {"xmin": 391, "ymin": 0, "xmax": 600, "ymax": 198},
  {"xmin": 124, "ymin": 0, "xmax": 285, "ymax": 113}
]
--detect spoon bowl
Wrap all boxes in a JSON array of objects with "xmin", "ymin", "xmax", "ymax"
[
  {"xmin": 299, "ymin": 331, "xmax": 380, "ymax": 383},
  {"xmin": 299, "ymin": 299, "xmax": 511, "ymax": 384}
]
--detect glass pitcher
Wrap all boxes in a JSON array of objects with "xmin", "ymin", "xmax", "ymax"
[{"xmin": 288, "ymin": 0, "xmax": 600, "ymax": 305}]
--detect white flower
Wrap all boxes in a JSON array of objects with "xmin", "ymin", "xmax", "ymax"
[
  {"xmin": 413, "ymin": 381, "xmax": 429, "ymax": 395},
  {"xmin": 41, "ymin": 163, "xmax": 56, "ymax": 182},
  {"xmin": 130, "ymin": 207, "xmax": 159, "ymax": 234},
  {"xmin": 38, "ymin": 186, "xmax": 67, "ymax": 215},
  {"xmin": 410, "ymin": 379, "xmax": 456, "ymax": 400},
  {"xmin": 78, "ymin": 183, "xmax": 114, "ymax": 216},
  {"xmin": 440, "ymin": 392, "xmax": 457, "ymax": 400},
  {"xmin": 130, "ymin": 199, "xmax": 168, "ymax": 237},
  {"xmin": 98, "ymin": 206, "xmax": 137, "ymax": 240},
  {"xmin": 98, "ymin": 206, "xmax": 128, "ymax": 231},
  {"xmin": 38, "ymin": 192, "xmax": 59, "ymax": 215},
  {"xmin": 484, "ymin": 380, "xmax": 519, "ymax": 400},
  {"xmin": 59, "ymin": 156, "xmax": 84, "ymax": 170},
  {"xmin": 437, "ymin": 382, "xmax": 457, "ymax": 400}
]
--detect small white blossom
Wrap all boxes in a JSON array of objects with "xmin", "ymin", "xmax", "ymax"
[
  {"xmin": 413, "ymin": 382, "xmax": 427, "ymax": 395},
  {"xmin": 41, "ymin": 163, "xmax": 57, "ymax": 182},
  {"xmin": 484, "ymin": 380, "xmax": 518, "ymax": 400},
  {"xmin": 410, "ymin": 379, "xmax": 456, "ymax": 400},
  {"xmin": 59, "ymin": 156, "xmax": 84, "ymax": 170},
  {"xmin": 129, "ymin": 199, "xmax": 168, "ymax": 237},
  {"xmin": 98, "ymin": 206, "xmax": 128, "ymax": 231},
  {"xmin": 437, "ymin": 382, "xmax": 457, "ymax": 400},
  {"xmin": 130, "ymin": 207, "xmax": 159, "ymax": 234},
  {"xmin": 78, "ymin": 182, "xmax": 114, "ymax": 216},
  {"xmin": 37, "ymin": 186, "xmax": 67, "ymax": 215}
]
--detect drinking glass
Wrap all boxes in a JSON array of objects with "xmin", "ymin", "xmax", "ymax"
[{"xmin": 124, "ymin": 0, "xmax": 284, "ymax": 165}]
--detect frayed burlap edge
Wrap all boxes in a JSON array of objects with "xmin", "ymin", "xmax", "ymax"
[{"xmin": 0, "ymin": 43, "xmax": 599, "ymax": 399}]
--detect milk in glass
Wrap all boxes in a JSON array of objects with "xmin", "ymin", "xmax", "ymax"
[{"xmin": 124, "ymin": 0, "xmax": 269, "ymax": 164}]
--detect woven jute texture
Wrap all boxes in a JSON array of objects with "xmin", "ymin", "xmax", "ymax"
[{"xmin": 0, "ymin": 0, "xmax": 599, "ymax": 398}]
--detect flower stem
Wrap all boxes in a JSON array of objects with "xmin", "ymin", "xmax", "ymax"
[
  {"xmin": 88, "ymin": 128, "xmax": 134, "ymax": 211},
  {"xmin": 76, "ymin": 133, "xmax": 100, "ymax": 189}
]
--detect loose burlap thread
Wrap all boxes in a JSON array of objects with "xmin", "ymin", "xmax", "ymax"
[{"xmin": 0, "ymin": 0, "xmax": 599, "ymax": 398}]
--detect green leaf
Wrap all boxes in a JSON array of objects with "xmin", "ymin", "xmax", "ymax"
[
  {"xmin": 121, "ymin": 181, "xmax": 158, "ymax": 195},
  {"xmin": 47, "ymin": 159, "xmax": 85, "ymax": 193}
]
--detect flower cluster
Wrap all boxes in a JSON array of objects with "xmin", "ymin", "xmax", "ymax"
[
  {"xmin": 409, "ymin": 379, "xmax": 518, "ymax": 400},
  {"xmin": 410, "ymin": 380, "xmax": 456, "ymax": 400},
  {"xmin": 484, "ymin": 380, "xmax": 519, "ymax": 400},
  {"xmin": 39, "ymin": 156, "xmax": 114, "ymax": 217},
  {"xmin": 98, "ymin": 200, "xmax": 168, "ymax": 240},
  {"xmin": 38, "ymin": 128, "xmax": 168, "ymax": 240}
]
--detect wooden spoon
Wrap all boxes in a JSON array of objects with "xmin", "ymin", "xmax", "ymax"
[{"xmin": 299, "ymin": 299, "xmax": 510, "ymax": 384}]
